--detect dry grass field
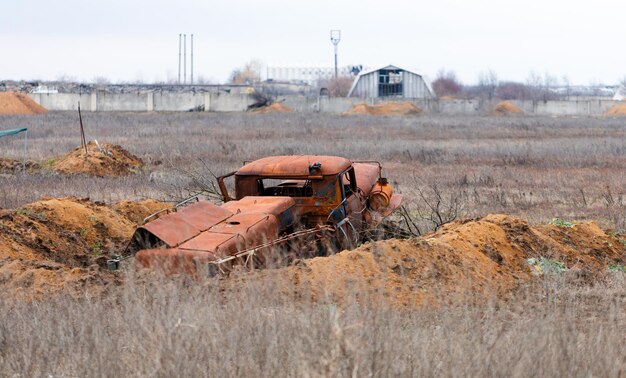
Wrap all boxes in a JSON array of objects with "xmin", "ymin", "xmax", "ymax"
[{"xmin": 1, "ymin": 112, "xmax": 626, "ymax": 376}]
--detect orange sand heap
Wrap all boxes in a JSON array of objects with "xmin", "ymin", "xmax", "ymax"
[
  {"xmin": 52, "ymin": 141, "xmax": 143, "ymax": 177},
  {"xmin": 252, "ymin": 102, "xmax": 293, "ymax": 114},
  {"xmin": 492, "ymin": 101, "xmax": 523, "ymax": 116},
  {"xmin": 605, "ymin": 103, "xmax": 626, "ymax": 116},
  {"xmin": 344, "ymin": 102, "xmax": 422, "ymax": 116},
  {"xmin": 234, "ymin": 214, "xmax": 625, "ymax": 307},
  {"xmin": 0, "ymin": 197, "xmax": 171, "ymax": 299},
  {"xmin": 0, "ymin": 92, "xmax": 48, "ymax": 115}
]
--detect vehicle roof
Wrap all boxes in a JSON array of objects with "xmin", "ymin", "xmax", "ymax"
[{"xmin": 236, "ymin": 155, "xmax": 352, "ymax": 177}]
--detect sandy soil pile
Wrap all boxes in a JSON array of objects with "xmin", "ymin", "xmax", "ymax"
[
  {"xmin": 0, "ymin": 197, "xmax": 171, "ymax": 299},
  {"xmin": 252, "ymin": 102, "xmax": 293, "ymax": 114},
  {"xmin": 492, "ymin": 101, "xmax": 523, "ymax": 116},
  {"xmin": 605, "ymin": 103, "xmax": 626, "ymax": 116},
  {"xmin": 52, "ymin": 141, "xmax": 143, "ymax": 177},
  {"xmin": 112, "ymin": 199, "xmax": 172, "ymax": 224},
  {"xmin": 0, "ymin": 158, "xmax": 40, "ymax": 173},
  {"xmin": 0, "ymin": 92, "xmax": 48, "ymax": 115},
  {"xmin": 236, "ymin": 214, "xmax": 626, "ymax": 307},
  {"xmin": 344, "ymin": 102, "xmax": 422, "ymax": 116}
]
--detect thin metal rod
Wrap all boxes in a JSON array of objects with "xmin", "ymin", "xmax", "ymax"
[
  {"xmin": 22, "ymin": 130, "xmax": 27, "ymax": 172},
  {"xmin": 78, "ymin": 102, "xmax": 87, "ymax": 155},
  {"xmin": 183, "ymin": 34, "xmax": 187, "ymax": 84},
  {"xmin": 190, "ymin": 34, "xmax": 194, "ymax": 84},
  {"xmin": 334, "ymin": 45, "xmax": 338, "ymax": 79},
  {"xmin": 178, "ymin": 34, "xmax": 182, "ymax": 84}
]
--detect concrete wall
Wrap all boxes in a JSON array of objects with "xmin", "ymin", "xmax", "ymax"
[
  {"xmin": 29, "ymin": 93, "xmax": 94, "ymax": 111},
  {"xmin": 28, "ymin": 92, "xmax": 622, "ymax": 116}
]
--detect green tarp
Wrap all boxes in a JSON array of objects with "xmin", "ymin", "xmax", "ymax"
[{"xmin": 0, "ymin": 128, "xmax": 27, "ymax": 138}]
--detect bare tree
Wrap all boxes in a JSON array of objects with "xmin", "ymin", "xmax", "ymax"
[
  {"xmin": 229, "ymin": 60, "xmax": 264, "ymax": 85},
  {"xmin": 432, "ymin": 69, "xmax": 463, "ymax": 98},
  {"xmin": 317, "ymin": 76, "xmax": 354, "ymax": 97},
  {"xmin": 477, "ymin": 69, "xmax": 498, "ymax": 100}
]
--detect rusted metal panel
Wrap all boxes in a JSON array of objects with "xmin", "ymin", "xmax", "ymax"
[
  {"xmin": 138, "ymin": 201, "xmax": 233, "ymax": 247},
  {"xmin": 236, "ymin": 155, "xmax": 351, "ymax": 177},
  {"xmin": 135, "ymin": 248, "xmax": 217, "ymax": 276},
  {"xmin": 222, "ymin": 196, "xmax": 295, "ymax": 215},
  {"xmin": 353, "ymin": 163, "xmax": 380, "ymax": 196}
]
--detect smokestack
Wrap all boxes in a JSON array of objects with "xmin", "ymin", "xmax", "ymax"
[
  {"xmin": 183, "ymin": 34, "xmax": 187, "ymax": 84},
  {"xmin": 190, "ymin": 34, "xmax": 194, "ymax": 85},
  {"xmin": 178, "ymin": 34, "xmax": 182, "ymax": 84}
]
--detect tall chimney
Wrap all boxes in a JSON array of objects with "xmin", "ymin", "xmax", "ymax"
[
  {"xmin": 191, "ymin": 34, "xmax": 194, "ymax": 85},
  {"xmin": 183, "ymin": 34, "xmax": 187, "ymax": 84},
  {"xmin": 178, "ymin": 34, "xmax": 182, "ymax": 84}
]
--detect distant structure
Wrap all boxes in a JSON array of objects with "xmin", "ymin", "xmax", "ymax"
[
  {"xmin": 347, "ymin": 64, "xmax": 434, "ymax": 99},
  {"xmin": 266, "ymin": 66, "xmax": 363, "ymax": 86}
]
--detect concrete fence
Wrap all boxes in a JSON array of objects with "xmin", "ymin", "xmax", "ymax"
[
  {"xmin": 28, "ymin": 92, "xmax": 622, "ymax": 116},
  {"xmin": 29, "ymin": 91, "xmax": 255, "ymax": 112}
]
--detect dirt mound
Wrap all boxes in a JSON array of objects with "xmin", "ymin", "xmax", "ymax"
[
  {"xmin": 52, "ymin": 141, "xmax": 143, "ymax": 177},
  {"xmin": 0, "ymin": 197, "xmax": 172, "ymax": 299},
  {"xmin": 491, "ymin": 101, "xmax": 523, "ymax": 116},
  {"xmin": 252, "ymin": 102, "xmax": 293, "ymax": 114},
  {"xmin": 344, "ymin": 102, "xmax": 422, "ymax": 116},
  {"xmin": 0, "ymin": 92, "xmax": 48, "ymax": 115},
  {"xmin": 236, "ymin": 214, "xmax": 626, "ymax": 307},
  {"xmin": 112, "ymin": 199, "xmax": 173, "ymax": 224},
  {"xmin": 605, "ymin": 103, "xmax": 626, "ymax": 116},
  {"xmin": 0, "ymin": 158, "xmax": 40, "ymax": 173}
]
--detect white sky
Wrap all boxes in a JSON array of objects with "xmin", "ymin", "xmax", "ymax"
[{"xmin": 1, "ymin": 0, "xmax": 624, "ymax": 85}]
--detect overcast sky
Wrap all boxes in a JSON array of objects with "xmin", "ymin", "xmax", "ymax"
[{"xmin": 1, "ymin": 0, "xmax": 624, "ymax": 85}]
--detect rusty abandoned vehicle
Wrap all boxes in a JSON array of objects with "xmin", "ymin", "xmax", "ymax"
[{"xmin": 116, "ymin": 155, "xmax": 402, "ymax": 275}]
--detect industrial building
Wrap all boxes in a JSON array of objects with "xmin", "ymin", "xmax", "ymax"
[
  {"xmin": 266, "ymin": 66, "xmax": 363, "ymax": 85},
  {"xmin": 347, "ymin": 65, "xmax": 434, "ymax": 99}
]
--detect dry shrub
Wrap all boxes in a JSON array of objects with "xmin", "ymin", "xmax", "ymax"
[{"xmin": 0, "ymin": 270, "xmax": 625, "ymax": 376}]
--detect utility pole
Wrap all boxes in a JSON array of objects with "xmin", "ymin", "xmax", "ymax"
[
  {"xmin": 190, "ymin": 34, "xmax": 194, "ymax": 84},
  {"xmin": 330, "ymin": 30, "xmax": 341, "ymax": 79},
  {"xmin": 178, "ymin": 34, "xmax": 182, "ymax": 84}
]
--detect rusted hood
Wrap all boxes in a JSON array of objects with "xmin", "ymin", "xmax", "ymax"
[{"xmin": 134, "ymin": 196, "xmax": 296, "ymax": 275}]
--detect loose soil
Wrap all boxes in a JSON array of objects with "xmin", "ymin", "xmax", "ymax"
[
  {"xmin": 492, "ymin": 101, "xmax": 523, "ymax": 116},
  {"xmin": 344, "ymin": 102, "xmax": 422, "ymax": 116},
  {"xmin": 1, "ymin": 197, "xmax": 624, "ymax": 304},
  {"xmin": 605, "ymin": 103, "xmax": 626, "ymax": 116},
  {"xmin": 0, "ymin": 158, "xmax": 40, "ymax": 173},
  {"xmin": 0, "ymin": 197, "xmax": 170, "ymax": 299},
  {"xmin": 52, "ymin": 141, "xmax": 143, "ymax": 177},
  {"xmin": 232, "ymin": 214, "xmax": 626, "ymax": 307},
  {"xmin": 0, "ymin": 92, "xmax": 48, "ymax": 115},
  {"xmin": 252, "ymin": 102, "xmax": 293, "ymax": 114}
]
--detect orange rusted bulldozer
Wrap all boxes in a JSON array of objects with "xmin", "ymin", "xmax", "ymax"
[{"xmin": 115, "ymin": 155, "xmax": 402, "ymax": 276}]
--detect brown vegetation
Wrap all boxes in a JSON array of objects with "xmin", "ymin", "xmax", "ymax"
[{"xmin": 0, "ymin": 92, "xmax": 48, "ymax": 115}]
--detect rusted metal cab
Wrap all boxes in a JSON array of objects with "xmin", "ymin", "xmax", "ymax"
[{"xmin": 218, "ymin": 155, "xmax": 402, "ymax": 248}]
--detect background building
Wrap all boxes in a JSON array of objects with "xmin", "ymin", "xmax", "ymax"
[
  {"xmin": 347, "ymin": 65, "xmax": 434, "ymax": 99},
  {"xmin": 266, "ymin": 66, "xmax": 363, "ymax": 85}
]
